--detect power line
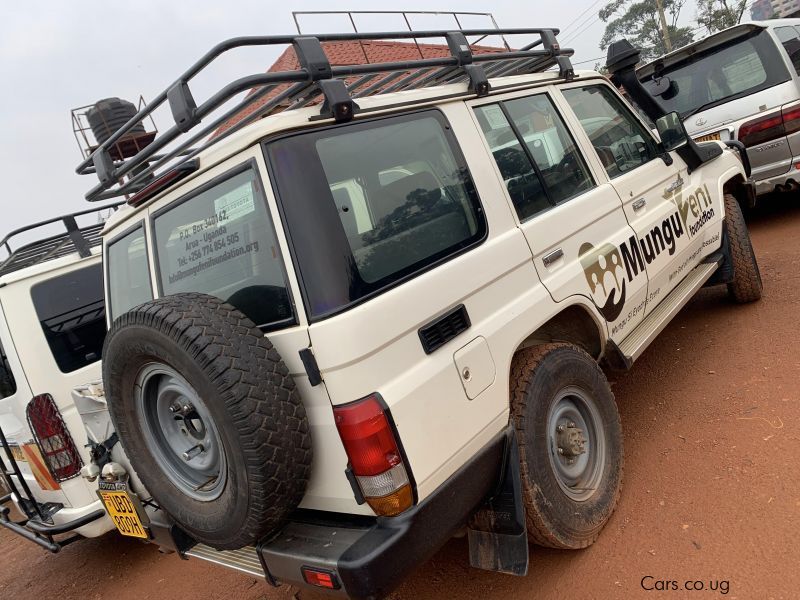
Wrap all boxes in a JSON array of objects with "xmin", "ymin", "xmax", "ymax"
[{"xmin": 561, "ymin": 0, "xmax": 607, "ymax": 37}]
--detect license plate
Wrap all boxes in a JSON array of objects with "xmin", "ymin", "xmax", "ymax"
[
  {"xmin": 9, "ymin": 445, "xmax": 25, "ymax": 462},
  {"xmin": 98, "ymin": 484, "xmax": 149, "ymax": 539},
  {"xmin": 694, "ymin": 131, "xmax": 722, "ymax": 143}
]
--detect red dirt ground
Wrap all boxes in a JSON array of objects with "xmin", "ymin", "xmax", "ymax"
[{"xmin": 2, "ymin": 198, "xmax": 798, "ymax": 600}]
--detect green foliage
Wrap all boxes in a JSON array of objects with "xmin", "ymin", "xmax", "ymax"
[
  {"xmin": 696, "ymin": 0, "xmax": 748, "ymax": 34},
  {"xmin": 599, "ymin": 0, "xmax": 695, "ymax": 61}
]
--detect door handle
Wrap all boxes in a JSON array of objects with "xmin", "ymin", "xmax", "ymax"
[
  {"xmin": 542, "ymin": 248, "xmax": 564, "ymax": 267},
  {"xmin": 632, "ymin": 198, "xmax": 646, "ymax": 211}
]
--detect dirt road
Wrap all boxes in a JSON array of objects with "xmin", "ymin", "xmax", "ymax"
[{"xmin": 2, "ymin": 199, "xmax": 798, "ymax": 600}]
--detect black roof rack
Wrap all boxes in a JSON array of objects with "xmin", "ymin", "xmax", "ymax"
[
  {"xmin": 0, "ymin": 203, "xmax": 124, "ymax": 278},
  {"xmin": 76, "ymin": 27, "xmax": 574, "ymax": 202}
]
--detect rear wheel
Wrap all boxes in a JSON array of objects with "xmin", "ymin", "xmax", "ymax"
[
  {"xmin": 724, "ymin": 193, "xmax": 762, "ymax": 303},
  {"xmin": 511, "ymin": 343, "xmax": 623, "ymax": 549},
  {"xmin": 103, "ymin": 293, "xmax": 312, "ymax": 550}
]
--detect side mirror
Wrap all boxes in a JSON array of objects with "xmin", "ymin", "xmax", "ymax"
[{"xmin": 656, "ymin": 111, "xmax": 689, "ymax": 152}]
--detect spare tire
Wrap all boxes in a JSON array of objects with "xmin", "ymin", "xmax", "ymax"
[{"xmin": 102, "ymin": 292, "xmax": 312, "ymax": 550}]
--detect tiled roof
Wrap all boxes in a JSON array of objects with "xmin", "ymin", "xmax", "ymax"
[{"xmin": 214, "ymin": 40, "xmax": 505, "ymax": 136}]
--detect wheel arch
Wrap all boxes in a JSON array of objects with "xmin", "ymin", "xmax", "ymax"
[{"xmin": 512, "ymin": 301, "xmax": 606, "ymax": 363}]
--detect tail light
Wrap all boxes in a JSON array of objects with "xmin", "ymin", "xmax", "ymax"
[
  {"xmin": 26, "ymin": 394, "xmax": 83, "ymax": 482},
  {"xmin": 333, "ymin": 394, "xmax": 414, "ymax": 517},
  {"xmin": 738, "ymin": 103, "xmax": 800, "ymax": 147}
]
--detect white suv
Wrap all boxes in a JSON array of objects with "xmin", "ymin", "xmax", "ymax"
[
  {"xmin": 78, "ymin": 28, "xmax": 761, "ymax": 598},
  {"xmin": 0, "ymin": 205, "xmax": 137, "ymax": 551}
]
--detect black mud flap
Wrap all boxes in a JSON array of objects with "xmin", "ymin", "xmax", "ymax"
[{"xmin": 467, "ymin": 431, "xmax": 528, "ymax": 576}]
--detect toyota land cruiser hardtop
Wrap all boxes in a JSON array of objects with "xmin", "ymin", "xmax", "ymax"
[{"xmin": 76, "ymin": 27, "xmax": 761, "ymax": 599}]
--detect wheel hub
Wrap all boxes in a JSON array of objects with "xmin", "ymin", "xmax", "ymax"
[
  {"xmin": 556, "ymin": 423, "xmax": 588, "ymax": 459},
  {"xmin": 135, "ymin": 363, "xmax": 227, "ymax": 501}
]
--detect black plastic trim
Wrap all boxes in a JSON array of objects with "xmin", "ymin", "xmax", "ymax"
[
  {"xmin": 298, "ymin": 348, "xmax": 322, "ymax": 386},
  {"xmin": 418, "ymin": 304, "xmax": 471, "ymax": 354},
  {"xmin": 259, "ymin": 425, "xmax": 510, "ymax": 600}
]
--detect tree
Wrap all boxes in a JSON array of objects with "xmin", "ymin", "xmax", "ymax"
[
  {"xmin": 696, "ymin": 0, "xmax": 748, "ymax": 35},
  {"xmin": 599, "ymin": 0, "xmax": 695, "ymax": 61}
]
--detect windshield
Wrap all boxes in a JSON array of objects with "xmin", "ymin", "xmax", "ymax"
[{"xmin": 641, "ymin": 30, "xmax": 790, "ymax": 117}]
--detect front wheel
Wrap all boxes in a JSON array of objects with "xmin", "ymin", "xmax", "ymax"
[
  {"xmin": 724, "ymin": 193, "xmax": 762, "ymax": 303},
  {"xmin": 511, "ymin": 343, "xmax": 623, "ymax": 549}
]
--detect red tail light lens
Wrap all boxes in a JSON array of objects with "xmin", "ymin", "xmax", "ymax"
[
  {"xmin": 782, "ymin": 104, "xmax": 800, "ymax": 136},
  {"xmin": 26, "ymin": 394, "xmax": 83, "ymax": 482},
  {"xmin": 333, "ymin": 394, "xmax": 414, "ymax": 516},
  {"xmin": 738, "ymin": 111, "xmax": 784, "ymax": 147},
  {"xmin": 301, "ymin": 566, "xmax": 341, "ymax": 590}
]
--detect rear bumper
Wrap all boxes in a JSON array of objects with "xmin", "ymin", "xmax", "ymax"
[
  {"xmin": 259, "ymin": 425, "xmax": 509, "ymax": 599},
  {"xmin": 0, "ymin": 492, "xmax": 106, "ymax": 552},
  {"xmin": 753, "ymin": 162, "xmax": 800, "ymax": 194}
]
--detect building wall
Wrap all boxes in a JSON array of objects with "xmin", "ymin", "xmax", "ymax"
[{"xmin": 752, "ymin": 0, "xmax": 800, "ymax": 20}]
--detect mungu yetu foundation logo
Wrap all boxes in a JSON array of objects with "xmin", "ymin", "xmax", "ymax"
[{"xmin": 580, "ymin": 179, "xmax": 716, "ymax": 323}]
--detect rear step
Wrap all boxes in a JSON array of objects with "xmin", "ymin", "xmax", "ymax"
[
  {"xmin": 613, "ymin": 261, "xmax": 720, "ymax": 368},
  {"xmin": 185, "ymin": 544, "xmax": 265, "ymax": 578}
]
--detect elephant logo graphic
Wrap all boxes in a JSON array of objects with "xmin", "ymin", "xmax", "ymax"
[{"xmin": 580, "ymin": 242, "xmax": 627, "ymax": 322}]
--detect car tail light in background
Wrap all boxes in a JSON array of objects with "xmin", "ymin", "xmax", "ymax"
[
  {"xmin": 333, "ymin": 394, "xmax": 414, "ymax": 517},
  {"xmin": 26, "ymin": 394, "xmax": 83, "ymax": 482},
  {"xmin": 738, "ymin": 103, "xmax": 800, "ymax": 147}
]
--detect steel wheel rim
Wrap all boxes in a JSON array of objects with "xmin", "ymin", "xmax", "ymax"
[
  {"xmin": 547, "ymin": 385, "xmax": 606, "ymax": 502},
  {"xmin": 135, "ymin": 363, "xmax": 227, "ymax": 501}
]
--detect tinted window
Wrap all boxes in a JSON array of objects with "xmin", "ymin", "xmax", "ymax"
[
  {"xmin": 153, "ymin": 168, "xmax": 293, "ymax": 328},
  {"xmin": 107, "ymin": 226, "xmax": 153, "ymax": 320},
  {"xmin": 563, "ymin": 85, "xmax": 660, "ymax": 178},
  {"xmin": 0, "ymin": 337, "xmax": 16, "ymax": 399},
  {"xmin": 641, "ymin": 31, "xmax": 790, "ymax": 117},
  {"xmin": 475, "ymin": 103, "xmax": 550, "ymax": 220},
  {"xmin": 503, "ymin": 95, "xmax": 593, "ymax": 204},
  {"xmin": 267, "ymin": 110, "xmax": 485, "ymax": 319},
  {"xmin": 776, "ymin": 26, "xmax": 800, "ymax": 75},
  {"xmin": 31, "ymin": 264, "xmax": 105, "ymax": 373}
]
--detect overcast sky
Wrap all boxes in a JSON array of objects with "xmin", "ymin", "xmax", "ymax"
[{"xmin": 0, "ymin": 0, "xmax": 718, "ymax": 238}]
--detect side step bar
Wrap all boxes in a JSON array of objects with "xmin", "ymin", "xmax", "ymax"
[
  {"xmin": 612, "ymin": 261, "xmax": 720, "ymax": 368},
  {"xmin": 185, "ymin": 544, "xmax": 265, "ymax": 578}
]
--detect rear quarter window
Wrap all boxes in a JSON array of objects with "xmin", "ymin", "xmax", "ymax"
[
  {"xmin": 31, "ymin": 263, "xmax": 106, "ymax": 373},
  {"xmin": 266, "ymin": 110, "xmax": 486, "ymax": 320}
]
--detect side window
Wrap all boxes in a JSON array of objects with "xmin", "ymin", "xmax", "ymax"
[
  {"xmin": 107, "ymin": 225, "xmax": 153, "ymax": 321},
  {"xmin": 0, "ymin": 337, "xmax": 16, "ymax": 399},
  {"xmin": 475, "ymin": 104, "xmax": 550, "ymax": 220},
  {"xmin": 562, "ymin": 85, "xmax": 660, "ymax": 179},
  {"xmin": 776, "ymin": 26, "xmax": 800, "ymax": 76},
  {"xmin": 31, "ymin": 264, "xmax": 106, "ymax": 373},
  {"xmin": 267, "ymin": 110, "xmax": 486, "ymax": 319},
  {"xmin": 153, "ymin": 168, "xmax": 293, "ymax": 328},
  {"xmin": 474, "ymin": 94, "xmax": 594, "ymax": 222}
]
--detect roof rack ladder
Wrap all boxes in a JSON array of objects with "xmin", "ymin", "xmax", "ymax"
[{"xmin": 293, "ymin": 37, "xmax": 358, "ymax": 123}]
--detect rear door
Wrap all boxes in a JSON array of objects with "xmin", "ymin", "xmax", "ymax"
[{"xmin": 469, "ymin": 87, "xmax": 647, "ymax": 341}]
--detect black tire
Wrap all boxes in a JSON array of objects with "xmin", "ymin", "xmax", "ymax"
[
  {"xmin": 724, "ymin": 193, "xmax": 762, "ymax": 303},
  {"xmin": 510, "ymin": 343, "xmax": 623, "ymax": 549},
  {"xmin": 102, "ymin": 292, "xmax": 312, "ymax": 550}
]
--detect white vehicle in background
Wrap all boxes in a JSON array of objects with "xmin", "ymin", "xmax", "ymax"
[
  {"xmin": 0, "ymin": 205, "xmax": 143, "ymax": 551},
  {"xmin": 638, "ymin": 20, "xmax": 800, "ymax": 198}
]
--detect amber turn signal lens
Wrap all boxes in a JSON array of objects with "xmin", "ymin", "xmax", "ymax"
[{"xmin": 365, "ymin": 483, "xmax": 414, "ymax": 517}]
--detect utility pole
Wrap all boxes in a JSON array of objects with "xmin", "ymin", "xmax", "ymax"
[{"xmin": 655, "ymin": 0, "xmax": 673, "ymax": 52}]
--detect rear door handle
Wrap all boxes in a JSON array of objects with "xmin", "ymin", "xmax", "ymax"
[
  {"xmin": 542, "ymin": 248, "xmax": 564, "ymax": 267},
  {"xmin": 632, "ymin": 198, "xmax": 646, "ymax": 211}
]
